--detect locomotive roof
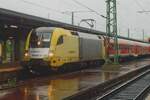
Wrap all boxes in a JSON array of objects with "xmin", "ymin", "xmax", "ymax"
[
  {"xmin": 35, "ymin": 27, "xmax": 56, "ymax": 33},
  {"xmin": 111, "ymin": 38, "xmax": 150, "ymax": 47},
  {"xmin": 78, "ymin": 32, "xmax": 100, "ymax": 40}
]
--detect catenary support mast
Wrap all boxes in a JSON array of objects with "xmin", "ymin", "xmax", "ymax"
[{"xmin": 106, "ymin": 0, "xmax": 119, "ymax": 64}]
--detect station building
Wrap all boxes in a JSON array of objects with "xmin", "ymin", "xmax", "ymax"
[{"xmin": 0, "ymin": 8, "xmax": 59, "ymax": 64}]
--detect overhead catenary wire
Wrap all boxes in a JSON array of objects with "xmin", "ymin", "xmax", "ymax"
[
  {"xmin": 136, "ymin": 0, "xmax": 150, "ymax": 13},
  {"xmin": 135, "ymin": 0, "xmax": 145, "ymax": 11},
  {"xmin": 134, "ymin": 0, "xmax": 149, "ymax": 14},
  {"xmin": 129, "ymin": 0, "xmax": 150, "ymax": 39},
  {"xmin": 20, "ymin": 0, "xmax": 106, "ymax": 29},
  {"xmin": 21, "ymin": 0, "xmax": 90, "ymax": 22},
  {"xmin": 58, "ymin": 0, "xmax": 84, "ymax": 10},
  {"xmin": 21, "ymin": 0, "xmax": 93, "ymax": 20},
  {"xmin": 21, "ymin": 0, "xmax": 93, "ymax": 16},
  {"xmin": 71, "ymin": 0, "xmax": 104, "ymax": 17},
  {"xmin": 21, "ymin": 0, "xmax": 69, "ymax": 15}
]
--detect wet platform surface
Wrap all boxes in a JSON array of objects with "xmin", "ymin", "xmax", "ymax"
[
  {"xmin": 0, "ymin": 62, "xmax": 21, "ymax": 73},
  {"xmin": 0, "ymin": 59, "xmax": 150, "ymax": 100}
]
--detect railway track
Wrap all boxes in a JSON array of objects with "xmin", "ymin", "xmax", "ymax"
[{"xmin": 96, "ymin": 69, "xmax": 150, "ymax": 100}]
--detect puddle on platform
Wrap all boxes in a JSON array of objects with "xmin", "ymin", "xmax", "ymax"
[
  {"xmin": 0, "ymin": 77, "xmax": 80, "ymax": 100},
  {"xmin": 0, "ymin": 69, "xmax": 121, "ymax": 100}
]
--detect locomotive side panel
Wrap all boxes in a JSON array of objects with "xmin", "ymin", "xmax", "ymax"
[
  {"xmin": 78, "ymin": 33, "xmax": 103, "ymax": 61},
  {"xmin": 52, "ymin": 35, "xmax": 79, "ymax": 67}
]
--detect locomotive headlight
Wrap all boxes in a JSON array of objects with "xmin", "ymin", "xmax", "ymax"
[
  {"xmin": 24, "ymin": 52, "xmax": 29, "ymax": 57},
  {"xmin": 24, "ymin": 50, "xmax": 29, "ymax": 57},
  {"xmin": 49, "ymin": 52, "xmax": 54, "ymax": 57},
  {"xmin": 37, "ymin": 41, "xmax": 41, "ymax": 46},
  {"xmin": 24, "ymin": 51, "xmax": 30, "ymax": 61}
]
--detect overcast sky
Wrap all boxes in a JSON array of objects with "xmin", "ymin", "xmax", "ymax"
[{"xmin": 0, "ymin": 0, "xmax": 150, "ymax": 40}]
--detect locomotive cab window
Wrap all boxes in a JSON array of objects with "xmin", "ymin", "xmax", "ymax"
[
  {"xmin": 30, "ymin": 30, "xmax": 51, "ymax": 48},
  {"xmin": 57, "ymin": 36, "xmax": 64, "ymax": 45}
]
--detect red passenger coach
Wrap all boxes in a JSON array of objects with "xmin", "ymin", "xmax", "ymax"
[{"xmin": 109, "ymin": 38, "xmax": 150, "ymax": 61}]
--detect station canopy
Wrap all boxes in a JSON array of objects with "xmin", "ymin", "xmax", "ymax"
[{"xmin": 0, "ymin": 8, "xmax": 103, "ymax": 33}]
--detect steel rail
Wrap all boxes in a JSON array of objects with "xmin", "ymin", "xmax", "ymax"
[
  {"xmin": 96, "ymin": 69, "xmax": 150, "ymax": 100},
  {"xmin": 133, "ymin": 83, "xmax": 150, "ymax": 100}
]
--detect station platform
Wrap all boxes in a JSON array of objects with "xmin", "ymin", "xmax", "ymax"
[{"xmin": 0, "ymin": 62, "xmax": 22, "ymax": 73}]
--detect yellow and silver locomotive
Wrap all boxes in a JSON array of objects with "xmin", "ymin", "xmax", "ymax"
[{"xmin": 22, "ymin": 27, "xmax": 105, "ymax": 72}]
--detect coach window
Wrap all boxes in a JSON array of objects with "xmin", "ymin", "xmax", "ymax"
[{"xmin": 57, "ymin": 36, "xmax": 63, "ymax": 45}]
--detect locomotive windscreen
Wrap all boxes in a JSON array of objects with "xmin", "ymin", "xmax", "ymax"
[{"xmin": 30, "ymin": 31, "xmax": 51, "ymax": 48}]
